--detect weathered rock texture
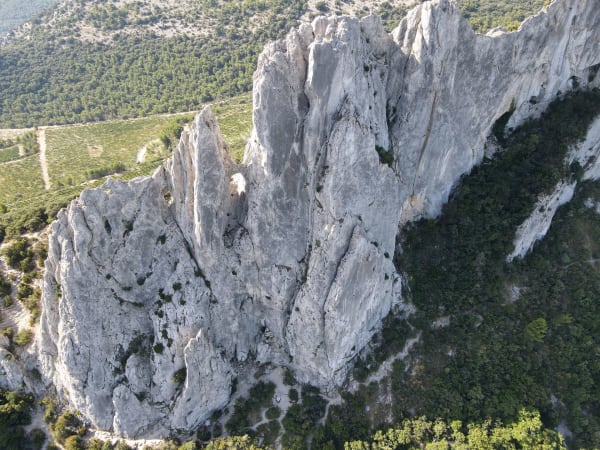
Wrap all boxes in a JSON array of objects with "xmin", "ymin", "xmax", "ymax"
[
  {"xmin": 509, "ymin": 116, "xmax": 600, "ymax": 260},
  {"xmin": 36, "ymin": 0, "xmax": 600, "ymax": 437}
]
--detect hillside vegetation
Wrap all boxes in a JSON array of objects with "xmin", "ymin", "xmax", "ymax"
[
  {"xmin": 0, "ymin": 0, "xmax": 546, "ymax": 129},
  {"xmin": 0, "ymin": 0, "xmax": 303, "ymax": 128},
  {"xmin": 0, "ymin": 94, "xmax": 251, "ymax": 241}
]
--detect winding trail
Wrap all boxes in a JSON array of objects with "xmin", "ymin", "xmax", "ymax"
[{"xmin": 37, "ymin": 128, "xmax": 51, "ymax": 190}]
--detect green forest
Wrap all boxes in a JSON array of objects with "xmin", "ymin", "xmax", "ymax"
[
  {"xmin": 392, "ymin": 90, "xmax": 600, "ymax": 449},
  {"xmin": 0, "ymin": 0, "xmax": 304, "ymax": 128},
  {"xmin": 0, "ymin": 0, "xmax": 547, "ymax": 128}
]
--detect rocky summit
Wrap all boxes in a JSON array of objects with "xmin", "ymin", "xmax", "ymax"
[{"xmin": 32, "ymin": 0, "xmax": 600, "ymax": 438}]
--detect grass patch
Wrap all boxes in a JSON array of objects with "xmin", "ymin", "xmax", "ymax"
[
  {"xmin": 0, "ymin": 94, "xmax": 253, "ymax": 237},
  {"xmin": 212, "ymin": 93, "xmax": 253, "ymax": 163},
  {"xmin": 44, "ymin": 115, "xmax": 184, "ymax": 187},
  {"xmin": 0, "ymin": 146, "xmax": 21, "ymax": 164},
  {"xmin": 0, "ymin": 155, "xmax": 45, "ymax": 205}
]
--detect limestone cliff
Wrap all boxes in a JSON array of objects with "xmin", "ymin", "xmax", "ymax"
[{"xmin": 35, "ymin": 0, "xmax": 600, "ymax": 437}]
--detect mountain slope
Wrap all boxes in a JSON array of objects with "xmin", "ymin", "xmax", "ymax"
[{"xmin": 0, "ymin": 0, "xmax": 547, "ymax": 128}]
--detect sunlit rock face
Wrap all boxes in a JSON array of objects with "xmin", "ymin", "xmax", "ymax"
[
  {"xmin": 508, "ymin": 116, "xmax": 600, "ymax": 261},
  {"xmin": 35, "ymin": 0, "xmax": 600, "ymax": 437}
]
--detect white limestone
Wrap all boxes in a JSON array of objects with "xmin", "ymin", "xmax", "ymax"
[
  {"xmin": 32, "ymin": 0, "xmax": 600, "ymax": 437},
  {"xmin": 507, "ymin": 182, "xmax": 576, "ymax": 261}
]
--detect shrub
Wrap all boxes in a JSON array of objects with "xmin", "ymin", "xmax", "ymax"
[
  {"xmin": 283, "ymin": 367, "xmax": 296, "ymax": 385},
  {"xmin": 153, "ymin": 343, "xmax": 164, "ymax": 354},
  {"xmin": 17, "ymin": 283, "xmax": 33, "ymax": 300},
  {"xmin": 63, "ymin": 435, "xmax": 84, "ymax": 450},
  {"xmin": 159, "ymin": 118, "xmax": 187, "ymax": 151},
  {"xmin": 172, "ymin": 367, "xmax": 186, "ymax": 384},
  {"xmin": 289, "ymin": 388, "xmax": 299, "ymax": 403},
  {"xmin": 52, "ymin": 411, "xmax": 81, "ymax": 443},
  {"xmin": 85, "ymin": 438, "xmax": 106, "ymax": 450},
  {"xmin": 1, "ymin": 327, "xmax": 13, "ymax": 339},
  {"xmin": 114, "ymin": 441, "xmax": 132, "ymax": 450},
  {"xmin": 375, "ymin": 145, "xmax": 394, "ymax": 168},
  {"xmin": 86, "ymin": 162, "xmax": 126, "ymax": 180},
  {"xmin": 1, "ymin": 238, "xmax": 36, "ymax": 273},
  {"xmin": 265, "ymin": 406, "xmax": 281, "ymax": 420},
  {"xmin": 0, "ymin": 274, "xmax": 11, "ymax": 297},
  {"xmin": 0, "ymin": 390, "xmax": 33, "ymax": 450},
  {"xmin": 13, "ymin": 330, "xmax": 33, "ymax": 346},
  {"xmin": 524, "ymin": 318, "xmax": 548, "ymax": 343},
  {"xmin": 315, "ymin": 1, "xmax": 329, "ymax": 12},
  {"xmin": 196, "ymin": 424, "xmax": 212, "ymax": 441}
]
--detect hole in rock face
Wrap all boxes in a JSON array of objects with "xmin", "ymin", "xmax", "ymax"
[
  {"xmin": 230, "ymin": 173, "xmax": 246, "ymax": 196},
  {"xmin": 163, "ymin": 191, "xmax": 173, "ymax": 205},
  {"xmin": 104, "ymin": 219, "xmax": 112, "ymax": 234}
]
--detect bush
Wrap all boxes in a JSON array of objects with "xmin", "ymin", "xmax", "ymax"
[
  {"xmin": 265, "ymin": 406, "xmax": 281, "ymax": 420},
  {"xmin": 1, "ymin": 238, "xmax": 36, "ymax": 273},
  {"xmin": 0, "ymin": 274, "xmax": 11, "ymax": 297},
  {"xmin": 85, "ymin": 438, "xmax": 106, "ymax": 450},
  {"xmin": 172, "ymin": 367, "xmax": 187, "ymax": 384},
  {"xmin": 40, "ymin": 397, "xmax": 58, "ymax": 424},
  {"xmin": 289, "ymin": 388, "xmax": 298, "ymax": 403},
  {"xmin": 52, "ymin": 411, "xmax": 81, "ymax": 443},
  {"xmin": 13, "ymin": 329, "xmax": 33, "ymax": 346},
  {"xmin": 159, "ymin": 118, "xmax": 186, "ymax": 151},
  {"xmin": 375, "ymin": 145, "xmax": 394, "ymax": 168},
  {"xmin": 0, "ymin": 389, "xmax": 33, "ymax": 450},
  {"xmin": 524, "ymin": 318, "xmax": 548, "ymax": 343},
  {"xmin": 283, "ymin": 368, "xmax": 296, "ymax": 386},
  {"xmin": 153, "ymin": 343, "xmax": 164, "ymax": 354},
  {"xmin": 226, "ymin": 381, "xmax": 276, "ymax": 433},
  {"xmin": 3, "ymin": 295, "xmax": 12, "ymax": 307},
  {"xmin": 315, "ymin": 1, "xmax": 329, "ymax": 13},
  {"xmin": 86, "ymin": 162, "xmax": 126, "ymax": 180},
  {"xmin": 17, "ymin": 283, "xmax": 33, "ymax": 300},
  {"xmin": 63, "ymin": 435, "xmax": 84, "ymax": 450},
  {"xmin": 197, "ymin": 424, "xmax": 212, "ymax": 442}
]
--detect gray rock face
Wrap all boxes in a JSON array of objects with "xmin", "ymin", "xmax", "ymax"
[
  {"xmin": 37, "ymin": 0, "xmax": 600, "ymax": 437},
  {"xmin": 507, "ymin": 181, "xmax": 577, "ymax": 261}
]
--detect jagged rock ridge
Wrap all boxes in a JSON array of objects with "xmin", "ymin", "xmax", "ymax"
[{"xmin": 35, "ymin": 0, "xmax": 600, "ymax": 438}]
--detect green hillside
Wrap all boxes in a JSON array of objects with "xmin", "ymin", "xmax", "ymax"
[
  {"xmin": 0, "ymin": 94, "xmax": 252, "ymax": 240},
  {"xmin": 0, "ymin": 0, "xmax": 547, "ymax": 129}
]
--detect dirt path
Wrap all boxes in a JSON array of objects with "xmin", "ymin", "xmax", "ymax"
[{"xmin": 37, "ymin": 128, "xmax": 51, "ymax": 190}]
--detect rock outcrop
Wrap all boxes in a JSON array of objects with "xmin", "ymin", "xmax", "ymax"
[
  {"xmin": 35, "ymin": 0, "xmax": 600, "ymax": 437},
  {"xmin": 508, "ymin": 115, "xmax": 600, "ymax": 260}
]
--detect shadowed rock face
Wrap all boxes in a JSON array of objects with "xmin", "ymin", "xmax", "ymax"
[{"xmin": 35, "ymin": 0, "xmax": 600, "ymax": 437}]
